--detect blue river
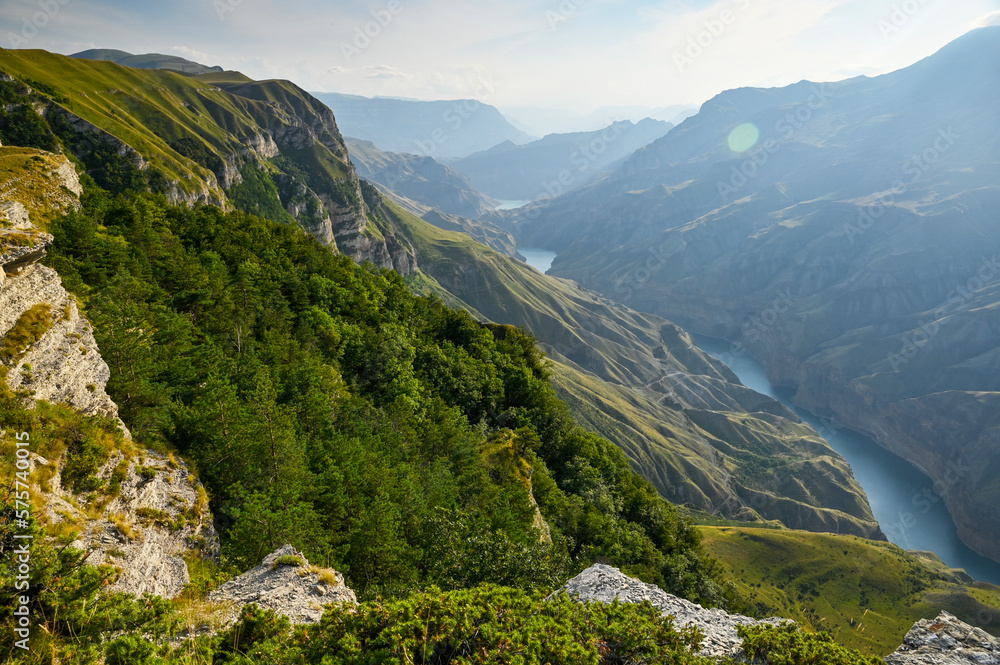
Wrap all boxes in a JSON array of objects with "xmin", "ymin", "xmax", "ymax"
[{"xmin": 692, "ymin": 334, "xmax": 1000, "ymax": 585}]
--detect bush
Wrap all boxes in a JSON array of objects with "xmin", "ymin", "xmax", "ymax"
[
  {"xmin": 295, "ymin": 585, "xmax": 707, "ymax": 665},
  {"xmin": 213, "ymin": 603, "xmax": 292, "ymax": 664},
  {"xmin": 738, "ymin": 622, "xmax": 883, "ymax": 665},
  {"xmin": 271, "ymin": 554, "xmax": 303, "ymax": 568},
  {"xmin": 61, "ymin": 429, "xmax": 111, "ymax": 493}
]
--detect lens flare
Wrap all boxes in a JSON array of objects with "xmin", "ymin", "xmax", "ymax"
[{"xmin": 727, "ymin": 123, "xmax": 760, "ymax": 153}]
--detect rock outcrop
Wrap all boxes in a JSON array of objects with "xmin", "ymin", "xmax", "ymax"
[
  {"xmin": 0, "ymin": 208, "xmax": 123, "ymax": 424},
  {"xmin": 208, "ymin": 545, "xmax": 356, "ymax": 625},
  {"xmin": 1, "ymin": 239, "xmax": 122, "ymax": 428},
  {"xmin": 2, "ymin": 180, "xmax": 220, "ymax": 600},
  {"xmin": 886, "ymin": 612, "xmax": 1000, "ymax": 665},
  {"xmin": 555, "ymin": 563, "xmax": 784, "ymax": 659},
  {"xmin": 46, "ymin": 450, "xmax": 220, "ymax": 598}
]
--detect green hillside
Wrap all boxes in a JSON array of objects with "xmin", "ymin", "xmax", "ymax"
[
  {"xmin": 365, "ymin": 192, "xmax": 881, "ymax": 537},
  {"xmin": 700, "ymin": 526, "xmax": 1000, "ymax": 655},
  {"xmin": 0, "ymin": 48, "xmax": 392, "ymax": 267},
  {"xmin": 0, "ymin": 46, "xmax": 882, "ymax": 538}
]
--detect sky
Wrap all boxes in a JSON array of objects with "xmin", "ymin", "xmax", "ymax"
[{"xmin": 1, "ymin": 0, "xmax": 998, "ymax": 119}]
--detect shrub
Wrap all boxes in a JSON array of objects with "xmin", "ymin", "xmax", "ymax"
[
  {"xmin": 271, "ymin": 554, "xmax": 303, "ymax": 569},
  {"xmin": 296, "ymin": 585, "xmax": 707, "ymax": 665},
  {"xmin": 738, "ymin": 622, "xmax": 883, "ymax": 665},
  {"xmin": 61, "ymin": 429, "xmax": 110, "ymax": 493}
]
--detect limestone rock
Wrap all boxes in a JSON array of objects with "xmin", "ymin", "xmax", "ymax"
[
  {"xmin": 208, "ymin": 545, "xmax": 356, "ymax": 625},
  {"xmin": 0, "ymin": 207, "xmax": 120, "ymax": 423},
  {"xmin": 50, "ymin": 451, "xmax": 220, "ymax": 598},
  {"xmin": 555, "ymin": 563, "xmax": 785, "ymax": 659},
  {"xmin": 0, "ymin": 202, "xmax": 54, "ymax": 279},
  {"xmin": 886, "ymin": 612, "xmax": 1000, "ymax": 665},
  {"xmin": 0, "ymin": 262, "xmax": 123, "ymax": 424}
]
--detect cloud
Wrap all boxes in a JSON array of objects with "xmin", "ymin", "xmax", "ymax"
[
  {"xmin": 362, "ymin": 65, "xmax": 412, "ymax": 80},
  {"xmin": 972, "ymin": 11, "xmax": 1000, "ymax": 27},
  {"xmin": 169, "ymin": 45, "xmax": 218, "ymax": 64}
]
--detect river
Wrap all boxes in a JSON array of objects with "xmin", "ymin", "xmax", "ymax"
[
  {"xmin": 519, "ymin": 248, "xmax": 557, "ymax": 274},
  {"xmin": 692, "ymin": 334, "xmax": 1000, "ymax": 584},
  {"xmin": 495, "ymin": 199, "xmax": 532, "ymax": 210}
]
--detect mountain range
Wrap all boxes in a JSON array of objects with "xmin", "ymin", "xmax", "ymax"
[
  {"xmin": 311, "ymin": 91, "xmax": 536, "ymax": 159},
  {"xmin": 449, "ymin": 118, "xmax": 674, "ymax": 201},
  {"xmin": 3, "ymin": 28, "xmax": 1000, "ymax": 659},
  {"xmin": 514, "ymin": 26, "xmax": 1000, "ymax": 564},
  {"xmin": 0, "ymin": 46, "xmax": 885, "ymax": 538}
]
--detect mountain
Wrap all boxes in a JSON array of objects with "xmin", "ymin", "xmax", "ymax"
[
  {"xmin": 450, "ymin": 119, "xmax": 674, "ymax": 200},
  {"xmin": 0, "ymin": 48, "xmax": 894, "ymax": 538},
  {"xmin": 346, "ymin": 137, "xmax": 497, "ymax": 219},
  {"xmin": 1, "ymin": 48, "xmax": 415, "ymax": 274},
  {"xmin": 502, "ymin": 104, "xmax": 698, "ymax": 136},
  {"xmin": 311, "ymin": 91, "xmax": 536, "ymax": 159},
  {"xmin": 71, "ymin": 48, "xmax": 224, "ymax": 74},
  {"xmin": 5, "ymin": 40, "xmax": 1000, "ymax": 663},
  {"xmin": 373, "ymin": 196, "xmax": 882, "ymax": 538},
  {"xmin": 514, "ymin": 27, "xmax": 1000, "ymax": 563}
]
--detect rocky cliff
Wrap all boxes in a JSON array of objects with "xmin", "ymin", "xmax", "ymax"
[
  {"xmin": 50, "ymin": 449, "xmax": 220, "ymax": 598},
  {"xmin": 0, "ymin": 202, "xmax": 121, "ymax": 423},
  {"xmin": 0, "ymin": 52, "xmax": 418, "ymax": 275},
  {"xmin": 1, "ymin": 161, "xmax": 220, "ymax": 599}
]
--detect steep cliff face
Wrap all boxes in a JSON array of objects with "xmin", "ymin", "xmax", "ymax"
[
  {"xmin": 0, "ymin": 203, "xmax": 121, "ymax": 423},
  {"xmin": 0, "ymin": 51, "xmax": 417, "ymax": 275},
  {"xmin": 1, "ymin": 161, "xmax": 221, "ymax": 600}
]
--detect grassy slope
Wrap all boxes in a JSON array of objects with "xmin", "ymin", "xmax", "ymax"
[
  {"xmin": 374, "ymin": 197, "xmax": 880, "ymax": 537},
  {"xmin": 699, "ymin": 526, "xmax": 1000, "ymax": 655},
  {"xmin": 0, "ymin": 147, "xmax": 78, "ymax": 227},
  {"xmin": 1, "ymin": 49, "xmax": 241, "ymax": 192},
  {"xmin": 0, "ymin": 49, "xmax": 355, "ymax": 211},
  {"xmin": 0, "ymin": 47, "xmax": 882, "ymax": 536}
]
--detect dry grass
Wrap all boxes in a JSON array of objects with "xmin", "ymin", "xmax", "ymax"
[
  {"xmin": 317, "ymin": 569, "xmax": 340, "ymax": 586},
  {"xmin": 171, "ymin": 598, "xmax": 233, "ymax": 636},
  {"xmin": 0, "ymin": 303, "xmax": 53, "ymax": 363},
  {"xmin": 110, "ymin": 513, "xmax": 140, "ymax": 542}
]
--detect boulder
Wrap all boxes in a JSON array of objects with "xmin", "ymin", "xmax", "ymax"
[
  {"xmin": 208, "ymin": 545, "xmax": 356, "ymax": 625},
  {"xmin": 886, "ymin": 612, "xmax": 1000, "ymax": 665},
  {"xmin": 555, "ymin": 563, "xmax": 785, "ymax": 659}
]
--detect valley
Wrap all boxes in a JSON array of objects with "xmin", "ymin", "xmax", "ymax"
[
  {"xmin": 694, "ymin": 335, "xmax": 1000, "ymax": 586},
  {"xmin": 518, "ymin": 26, "xmax": 1000, "ymax": 567},
  {"xmin": 2, "ymin": 10, "xmax": 1000, "ymax": 661}
]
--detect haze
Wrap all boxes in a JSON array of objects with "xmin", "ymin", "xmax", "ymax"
[{"xmin": 1, "ymin": 0, "xmax": 998, "ymax": 118}]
